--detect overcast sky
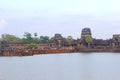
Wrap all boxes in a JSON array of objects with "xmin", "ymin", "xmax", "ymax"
[{"xmin": 0, "ymin": 0, "xmax": 120, "ymax": 39}]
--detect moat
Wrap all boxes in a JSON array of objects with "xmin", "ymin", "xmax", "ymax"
[{"xmin": 0, "ymin": 53, "xmax": 120, "ymax": 80}]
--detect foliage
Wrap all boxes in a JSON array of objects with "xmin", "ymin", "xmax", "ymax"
[
  {"xmin": 26, "ymin": 43, "xmax": 38, "ymax": 49},
  {"xmin": 24, "ymin": 32, "xmax": 32, "ymax": 38},
  {"xmin": 0, "ymin": 42, "xmax": 2, "ymax": 49},
  {"xmin": 1, "ymin": 34, "xmax": 22, "ymax": 43},
  {"xmin": 32, "ymin": 38, "xmax": 39, "ymax": 43},
  {"xmin": 23, "ymin": 32, "xmax": 33, "ymax": 43},
  {"xmin": 34, "ymin": 33, "xmax": 37, "ymax": 37},
  {"xmin": 85, "ymin": 35, "xmax": 93, "ymax": 43},
  {"xmin": 23, "ymin": 32, "xmax": 40, "ymax": 43},
  {"xmin": 50, "ymin": 37, "xmax": 54, "ymax": 41},
  {"xmin": 40, "ymin": 36, "xmax": 49, "ymax": 43},
  {"xmin": 66, "ymin": 36, "xmax": 73, "ymax": 43},
  {"xmin": 118, "ymin": 36, "xmax": 120, "ymax": 42}
]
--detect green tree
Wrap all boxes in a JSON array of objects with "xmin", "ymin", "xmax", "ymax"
[
  {"xmin": 0, "ymin": 42, "xmax": 2, "ymax": 49},
  {"xmin": 85, "ymin": 35, "xmax": 93, "ymax": 43},
  {"xmin": 32, "ymin": 38, "xmax": 39, "ymax": 43},
  {"xmin": 50, "ymin": 37, "xmax": 54, "ymax": 41},
  {"xmin": 85, "ymin": 35, "xmax": 93, "ymax": 47},
  {"xmin": 23, "ymin": 32, "xmax": 33, "ymax": 43},
  {"xmin": 33, "ymin": 33, "xmax": 39, "ymax": 43},
  {"xmin": 40, "ymin": 36, "xmax": 49, "ymax": 43},
  {"xmin": 1, "ymin": 34, "xmax": 22, "ymax": 43},
  {"xmin": 118, "ymin": 36, "xmax": 120, "ymax": 42},
  {"xmin": 66, "ymin": 36, "xmax": 73, "ymax": 43},
  {"xmin": 24, "ymin": 32, "xmax": 32, "ymax": 38},
  {"xmin": 26, "ymin": 43, "xmax": 38, "ymax": 49},
  {"xmin": 34, "ymin": 33, "xmax": 37, "ymax": 37},
  {"xmin": 66, "ymin": 36, "xmax": 73, "ymax": 47}
]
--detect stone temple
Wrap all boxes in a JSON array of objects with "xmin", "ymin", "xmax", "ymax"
[{"xmin": 81, "ymin": 28, "xmax": 92, "ymax": 39}]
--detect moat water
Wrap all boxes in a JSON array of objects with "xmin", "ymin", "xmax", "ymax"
[{"xmin": 0, "ymin": 53, "xmax": 120, "ymax": 80}]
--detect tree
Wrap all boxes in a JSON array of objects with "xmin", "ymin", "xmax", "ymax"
[
  {"xmin": 66, "ymin": 36, "xmax": 73, "ymax": 48},
  {"xmin": 118, "ymin": 36, "xmax": 120, "ymax": 42},
  {"xmin": 50, "ymin": 37, "xmax": 54, "ymax": 41},
  {"xmin": 32, "ymin": 33, "xmax": 39, "ymax": 43},
  {"xmin": 24, "ymin": 32, "xmax": 32, "ymax": 38},
  {"xmin": 34, "ymin": 33, "xmax": 37, "ymax": 37},
  {"xmin": 39, "ymin": 36, "xmax": 49, "ymax": 43},
  {"xmin": 85, "ymin": 35, "xmax": 93, "ymax": 47},
  {"xmin": 23, "ymin": 32, "xmax": 33, "ymax": 43},
  {"xmin": 66, "ymin": 36, "xmax": 73, "ymax": 43},
  {"xmin": 1, "ymin": 34, "xmax": 22, "ymax": 43},
  {"xmin": 85, "ymin": 35, "xmax": 93, "ymax": 43},
  {"xmin": 32, "ymin": 38, "xmax": 39, "ymax": 43},
  {"xmin": 26, "ymin": 43, "xmax": 38, "ymax": 49}
]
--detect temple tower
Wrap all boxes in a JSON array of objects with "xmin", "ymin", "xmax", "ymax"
[
  {"xmin": 80, "ymin": 28, "xmax": 93, "ymax": 48},
  {"xmin": 81, "ymin": 28, "xmax": 92, "ymax": 39},
  {"xmin": 54, "ymin": 34, "xmax": 63, "ymax": 48}
]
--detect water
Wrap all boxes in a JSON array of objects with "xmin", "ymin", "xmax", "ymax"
[{"xmin": 0, "ymin": 53, "xmax": 120, "ymax": 80}]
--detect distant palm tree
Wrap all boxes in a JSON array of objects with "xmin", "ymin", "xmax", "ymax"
[{"xmin": 34, "ymin": 33, "xmax": 37, "ymax": 37}]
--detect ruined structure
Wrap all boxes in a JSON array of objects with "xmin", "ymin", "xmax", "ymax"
[
  {"xmin": 81, "ymin": 28, "xmax": 92, "ymax": 39},
  {"xmin": 112, "ymin": 34, "xmax": 120, "ymax": 47},
  {"xmin": 80, "ymin": 28, "xmax": 93, "ymax": 48},
  {"xmin": 1, "ymin": 27, "xmax": 120, "ymax": 56},
  {"xmin": 54, "ymin": 34, "xmax": 63, "ymax": 48}
]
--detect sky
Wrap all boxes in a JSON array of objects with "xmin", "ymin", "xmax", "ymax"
[{"xmin": 0, "ymin": 0, "xmax": 120, "ymax": 39}]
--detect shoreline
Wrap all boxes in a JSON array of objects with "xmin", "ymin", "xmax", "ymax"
[{"xmin": 0, "ymin": 48, "xmax": 120, "ymax": 56}]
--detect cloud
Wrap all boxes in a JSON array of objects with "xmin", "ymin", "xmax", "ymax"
[{"xmin": 0, "ymin": 19, "xmax": 7, "ymax": 29}]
